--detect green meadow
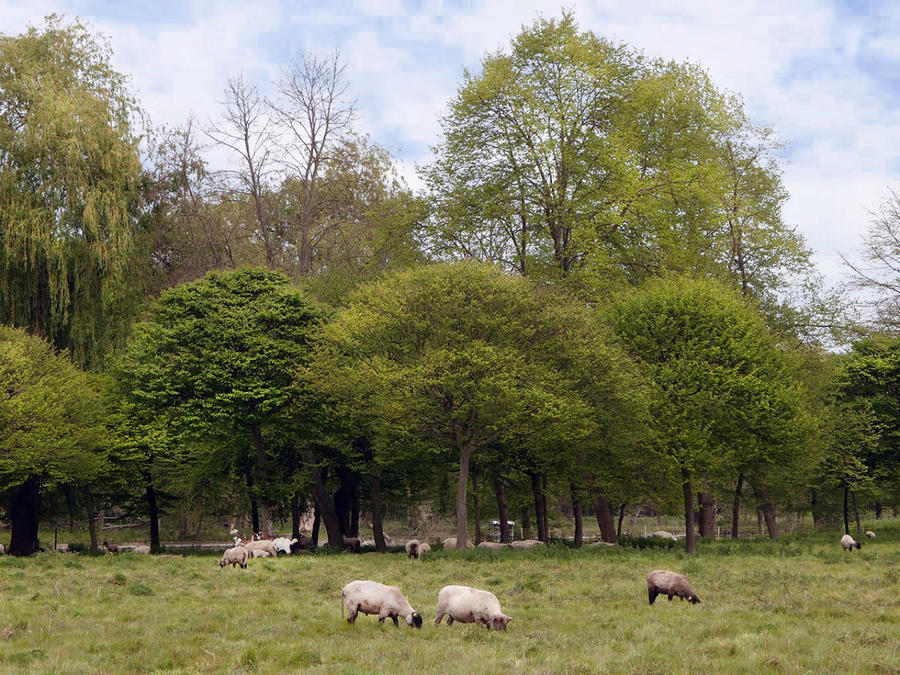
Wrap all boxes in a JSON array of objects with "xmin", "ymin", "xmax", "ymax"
[{"xmin": 1, "ymin": 527, "xmax": 897, "ymax": 674}]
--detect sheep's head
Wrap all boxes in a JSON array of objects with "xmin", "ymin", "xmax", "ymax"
[
  {"xmin": 408, "ymin": 612, "xmax": 423, "ymax": 629},
  {"xmin": 491, "ymin": 615, "xmax": 511, "ymax": 631},
  {"xmin": 688, "ymin": 594, "xmax": 701, "ymax": 604}
]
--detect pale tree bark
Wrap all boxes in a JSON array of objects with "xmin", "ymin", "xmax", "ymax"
[
  {"xmin": 494, "ymin": 481, "xmax": 511, "ymax": 543},
  {"xmin": 592, "ymin": 489, "xmax": 618, "ymax": 544},
  {"xmin": 731, "ymin": 473, "xmax": 744, "ymax": 538},
  {"xmin": 682, "ymin": 469, "xmax": 697, "ymax": 554},
  {"xmin": 455, "ymin": 444, "xmax": 475, "ymax": 548},
  {"xmin": 471, "ymin": 462, "xmax": 482, "ymax": 545},
  {"xmin": 753, "ymin": 481, "xmax": 778, "ymax": 539}
]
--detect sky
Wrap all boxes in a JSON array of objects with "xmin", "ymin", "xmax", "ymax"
[{"xmin": 3, "ymin": 0, "xmax": 899, "ymax": 291}]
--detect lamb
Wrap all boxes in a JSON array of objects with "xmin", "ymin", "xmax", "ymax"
[
  {"xmin": 841, "ymin": 534, "xmax": 862, "ymax": 551},
  {"xmin": 241, "ymin": 539, "xmax": 278, "ymax": 558},
  {"xmin": 434, "ymin": 585, "xmax": 512, "ymax": 630},
  {"xmin": 477, "ymin": 541, "xmax": 511, "ymax": 550},
  {"xmin": 646, "ymin": 570, "xmax": 700, "ymax": 605},
  {"xmin": 865, "ymin": 530, "xmax": 876, "ymax": 539},
  {"xmin": 272, "ymin": 537, "xmax": 298, "ymax": 555},
  {"xmin": 405, "ymin": 539, "xmax": 431, "ymax": 558},
  {"xmin": 250, "ymin": 549, "xmax": 272, "ymax": 558},
  {"xmin": 651, "ymin": 531, "xmax": 678, "ymax": 541},
  {"xmin": 219, "ymin": 545, "xmax": 249, "ymax": 569},
  {"xmin": 340, "ymin": 580, "xmax": 423, "ymax": 628},
  {"xmin": 441, "ymin": 537, "xmax": 475, "ymax": 550},
  {"xmin": 341, "ymin": 535, "xmax": 361, "ymax": 552},
  {"xmin": 510, "ymin": 539, "xmax": 544, "ymax": 549},
  {"xmin": 102, "ymin": 541, "xmax": 119, "ymax": 554}
]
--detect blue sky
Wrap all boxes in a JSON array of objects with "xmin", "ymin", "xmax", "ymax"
[{"xmin": 3, "ymin": 0, "xmax": 899, "ymax": 290}]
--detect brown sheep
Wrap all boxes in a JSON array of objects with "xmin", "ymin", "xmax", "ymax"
[{"xmin": 646, "ymin": 570, "xmax": 700, "ymax": 605}]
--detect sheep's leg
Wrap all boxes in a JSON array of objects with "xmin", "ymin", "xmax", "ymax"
[
  {"xmin": 667, "ymin": 594, "xmax": 673, "ymax": 601},
  {"xmin": 391, "ymin": 616, "xmax": 399, "ymax": 627},
  {"xmin": 648, "ymin": 588, "xmax": 658, "ymax": 605},
  {"xmin": 347, "ymin": 604, "xmax": 359, "ymax": 624},
  {"xmin": 434, "ymin": 611, "xmax": 445, "ymax": 625},
  {"xmin": 446, "ymin": 616, "xmax": 454, "ymax": 625}
]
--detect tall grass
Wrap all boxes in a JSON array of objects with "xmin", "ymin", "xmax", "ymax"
[{"xmin": 0, "ymin": 527, "xmax": 897, "ymax": 673}]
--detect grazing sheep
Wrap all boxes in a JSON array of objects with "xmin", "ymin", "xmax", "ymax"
[
  {"xmin": 250, "ymin": 549, "xmax": 272, "ymax": 558},
  {"xmin": 865, "ymin": 530, "xmax": 876, "ymax": 539},
  {"xmin": 340, "ymin": 580, "xmax": 423, "ymax": 628},
  {"xmin": 418, "ymin": 542, "xmax": 431, "ymax": 556},
  {"xmin": 127, "ymin": 545, "xmax": 151, "ymax": 555},
  {"xmin": 840, "ymin": 534, "xmax": 862, "ymax": 551},
  {"xmin": 102, "ymin": 541, "xmax": 119, "ymax": 554},
  {"xmin": 291, "ymin": 535, "xmax": 314, "ymax": 552},
  {"xmin": 434, "ymin": 585, "xmax": 512, "ymax": 631},
  {"xmin": 651, "ymin": 531, "xmax": 678, "ymax": 541},
  {"xmin": 341, "ymin": 535, "xmax": 361, "ymax": 552},
  {"xmin": 510, "ymin": 539, "xmax": 544, "ymax": 549},
  {"xmin": 441, "ymin": 537, "xmax": 475, "ymax": 550},
  {"xmin": 219, "ymin": 545, "xmax": 249, "ymax": 569},
  {"xmin": 646, "ymin": 570, "xmax": 701, "ymax": 605},
  {"xmin": 477, "ymin": 541, "xmax": 511, "ymax": 550},
  {"xmin": 0, "ymin": 542, "xmax": 6, "ymax": 555},
  {"xmin": 272, "ymin": 537, "xmax": 298, "ymax": 555}
]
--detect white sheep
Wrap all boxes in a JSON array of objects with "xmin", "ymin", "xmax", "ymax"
[
  {"xmin": 0, "ymin": 542, "xmax": 5, "ymax": 555},
  {"xmin": 272, "ymin": 537, "xmax": 298, "ymax": 555},
  {"xmin": 405, "ymin": 539, "xmax": 431, "ymax": 558},
  {"xmin": 242, "ymin": 539, "xmax": 278, "ymax": 558},
  {"xmin": 434, "ymin": 585, "xmax": 512, "ymax": 630},
  {"xmin": 441, "ymin": 537, "xmax": 475, "ymax": 550},
  {"xmin": 651, "ymin": 531, "xmax": 678, "ymax": 541},
  {"xmin": 510, "ymin": 539, "xmax": 544, "ymax": 549},
  {"xmin": 865, "ymin": 530, "xmax": 876, "ymax": 539},
  {"xmin": 125, "ymin": 545, "xmax": 151, "ymax": 555},
  {"xmin": 340, "ymin": 580, "xmax": 423, "ymax": 628},
  {"xmin": 219, "ymin": 545, "xmax": 249, "ymax": 568},
  {"xmin": 250, "ymin": 549, "xmax": 272, "ymax": 558},
  {"xmin": 646, "ymin": 570, "xmax": 701, "ymax": 605},
  {"xmin": 418, "ymin": 542, "xmax": 431, "ymax": 556},
  {"xmin": 477, "ymin": 541, "xmax": 511, "ymax": 550},
  {"xmin": 841, "ymin": 534, "xmax": 862, "ymax": 551}
]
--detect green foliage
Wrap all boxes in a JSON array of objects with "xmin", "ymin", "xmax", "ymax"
[
  {"xmin": 0, "ymin": 325, "xmax": 108, "ymax": 494},
  {"xmin": 0, "ymin": 16, "xmax": 144, "ymax": 367},
  {"xmin": 115, "ymin": 267, "xmax": 325, "ymax": 504},
  {"xmin": 611, "ymin": 276, "xmax": 810, "ymax": 486}
]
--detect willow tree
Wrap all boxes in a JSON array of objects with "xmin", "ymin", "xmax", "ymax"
[
  {"xmin": 0, "ymin": 17, "xmax": 143, "ymax": 367},
  {"xmin": 0, "ymin": 326, "xmax": 108, "ymax": 555}
]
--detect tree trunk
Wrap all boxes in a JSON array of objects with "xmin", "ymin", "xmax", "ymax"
[
  {"xmin": 251, "ymin": 424, "xmax": 274, "ymax": 535},
  {"xmin": 592, "ymin": 490, "xmax": 618, "ymax": 544},
  {"xmin": 9, "ymin": 477, "xmax": 41, "ymax": 556},
  {"xmin": 851, "ymin": 491, "xmax": 861, "ymax": 535},
  {"xmin": 874, "ymin": 502, "xmax": 882, "ymax": 519},
  {"xmin": 754, "ymin": 482, "xmax": 778, "ymax": 539},
  {"xmin": 291, "ymin": 491, "xmax": 301, "ymax": 540},
  {"xmin": 521, "ymin": 506, "xmax": 531, "ymax": 540},
  {"xmin": 494, "ymin": 481, "xmax": 511, "ymax": 543},
  {"xmin": 530, "ymin": 472, "xmax": 546, "ymax": 542},
  {"xmin": 311, "ymin": 503, "xmax": 321, "ymax": 547},
  {"xmin": 540, "ymin": 474, "xmax": 549, "ymax": 539},
  {"xmin": 732, "ymin": 473, "xmax": 744, "ymax": 538},
  {"xmin": 617, "ymin": 503, "xmax": 626, "ymax": 540},
  {"xmin": 570, "ymin": 481, "xmax": 583, "ymax": 547},
  {"xmin": 371, "ymin": 470, "xmax": 386, "ymax": 553},
  {"xmin": 86, "ymin": 491, "xmax": 99, "ymax": 552},
  {"xmin": 302, "ymin": 449, "xmax": 343, "ymax": 546},
  {"xmin": 843, "ymin": 485, "xmax": 850, "ymax": 535},
  {"xmin": 681, "ymin": 469, "xmax": 696, "ymax": 554},
  {"xmin": 146, "ymin": 482, "xmax": 161, "ymax": 552},
  {"xmin": 455, "ymin": 444, "xmax": 474, "ymax": 549},
  {"xmin": 471, "ymin": 463, "xmax": 482, "ymax": 545},
  {"xmin": 811, "ymin": 488, "xmax": 823, "ymax": 529},
  {"xmin": 249, "ymin": 497, "xmax": 260, "ymax": 535},
  {"xmin": 698, "ymin": 491, "xmax": 715, "ymax": 537}
]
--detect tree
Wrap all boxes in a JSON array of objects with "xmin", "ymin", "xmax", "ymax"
[
  {"xmin": 0, "ymin": 326, "xmax": 108, "ymax": 555},
  {"xmin": 0, "ymin": 17, "xmax": 144, "ymax": 368},
  {"xmin": 837, "ymin": 336, "xmax": 900, "ymax": 515},
  {"xmin": 115, "ymin": 267, "xmax": 324, "ymax": 534},
  {"xmin": 611, "ymin": 276, "xmax": 808, "ymax": 552},
  {"xmin": 843, "ymin": 189, "xmax": 900, "ymax": 332},
  {"xmin": 313, "ymin": 261, "xmax": 638, "ymax": 548}
]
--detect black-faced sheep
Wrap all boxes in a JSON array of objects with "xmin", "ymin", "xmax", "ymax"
[
  {"xmin": 219, "ymin": 545, "xmax": 249, "ymax": 569},
  {"xmin": 646, "ymin": 570, "xmax": 700, "ymax": 605},
  {"xmin": 865, "ymin": 530, "xmax": 876, "ymax": 539},
  {"xmin": 341, "ymin": 580, "xmax": 423, "ymax": 628},
  {"xmin": 841, "ymin": 534, "xmax": 862, "ymax": 551},
  {"xmin": 102, "ymin": 541, "xmax": 119, "ymax": 554},
  {"xmin": 434, "ymin": 585, "xmax": 512, "ymax": 630},
  {"xmin": 405, "ymin": 539, "xmax": 432, "ymax": 558},
  {"xmin": 272, "ymin": 537, "xmax": 298, "ymax": 555}
]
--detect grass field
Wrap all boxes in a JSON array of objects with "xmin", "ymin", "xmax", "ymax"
[{"xmin": 1, "ymin": 526, "xmax": 897, "ymax": 673}]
